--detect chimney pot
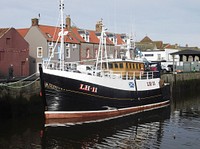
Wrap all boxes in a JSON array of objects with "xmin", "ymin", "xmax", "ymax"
[
  {"xmin": 95, "ymin": 19, "xmax": 103, "ymax": 32},
  {"xmin": 32, "ymin": 18, "xmax": 39, "ymax": 26},
  {"xmin": 66, "ymin": 15, "xmax": 71, "ymax": 29}
]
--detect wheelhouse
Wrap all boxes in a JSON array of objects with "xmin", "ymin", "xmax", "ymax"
[{"xmin": 101, "ymin": 60, "xmax": 145, "ymax": 78}]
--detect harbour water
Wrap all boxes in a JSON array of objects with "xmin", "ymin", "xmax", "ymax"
[{"xmin": 0, "ymin": 92, "xmax": 200, "ymax": 148}]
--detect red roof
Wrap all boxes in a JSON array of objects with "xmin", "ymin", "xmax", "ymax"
[
  {"xmin": 38, "ymin": 25, "xmax": 79, "ymax": 44},
  {"xmin": 116, "ymin": 34, "xmax": 126, "ymax": 45},
  {"xmin": 17, "ymin": 28, "xmax": 29, "ymax": 37},
  {"xmin": 89, "ymin": 30, "xmax": 99, "ymax": 44},
  {"xmin": 16, "ymin": 24, "xmax": 126, "ymax": 46},
  {"xmin": 71, "ymin": 27, "xmax": 116, "ymax": 45},
  {"xmin": 71, "ymin": 28, "xmax": 85, "ymax": 42}
]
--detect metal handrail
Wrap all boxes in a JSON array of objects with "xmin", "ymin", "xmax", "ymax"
[{"xmin": 42, "ymin": 60, "xmax": 159, "ymax": 80}]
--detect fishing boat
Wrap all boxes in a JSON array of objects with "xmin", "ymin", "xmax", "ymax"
[{"xmin": 39, "ymin": 0, "xmax": 170, "ymax": 125}]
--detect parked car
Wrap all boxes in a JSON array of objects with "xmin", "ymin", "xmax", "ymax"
[
  {"xmin": 161, "ymin": 62, "xmax": 173, "ymax": 73},
  {"xmin": 161, "ymin": 64, "xmax": 173, "ymax": 73}
]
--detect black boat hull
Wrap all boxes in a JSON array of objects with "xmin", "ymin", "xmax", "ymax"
[{"xmin": 41, "ymin": 71, "xmax": 170, "ymax": 125}]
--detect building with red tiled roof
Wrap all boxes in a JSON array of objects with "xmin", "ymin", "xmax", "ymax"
[
  {"xmin": 23, "ymin": 18, "xmax": 80, "ymax": 74},
  {"xmin": 67, "ymin": 17, "xmax": 129, "ymax": 62},
  {"xmin": 0, "ymin": 28, "xmax": 29, "ymax": 78},
  {"xmin": 15, "ymin": 16, "xmax": 135, "ymax": 72}
]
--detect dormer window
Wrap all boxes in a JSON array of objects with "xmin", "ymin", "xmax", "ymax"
[
  {"xmin": 107, "ymin": 33, "xmax": 117, "ymax": 45},
  {"xmin": 109, "ymin": 37, "xmax": 117, "ymax": 45},
  {"xmin": 80, "ymin": 34, "xmax": 89, "ymax": 42},
  {"xmin": 46, "ymin": 33, "xmax": 52, "ymax": 38},
  {"xmin": 78, "ymin": 30, "xmax": 90, "ymax": 42}
]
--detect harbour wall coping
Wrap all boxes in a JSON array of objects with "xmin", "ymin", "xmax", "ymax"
[{"xmin": 161, "ymin": 72, "xmax": 200, "ymax": 84}]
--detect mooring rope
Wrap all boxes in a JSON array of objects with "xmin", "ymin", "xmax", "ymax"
[
  {"xmin": 4, "ymin": 77, "xmax": 40, "ymax": 89},
  {"xmin": 5, "ymin": 72, "xmax": 38, "ymax": 85},
  {"xmin": 0, "ymin": 72, "xmax": 40, "ymax": 89}
]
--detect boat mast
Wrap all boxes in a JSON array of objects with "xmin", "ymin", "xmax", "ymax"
[
  {"xmin": 59, "ymin": 0, "xmax": 65, "ymax": 71},
  {"xmin": 126, "ymin": 35, "xmax": 133, "ymax": 59},
  {"xmin": 95, "ymin": 25, "xmax": 108, "ymax": 74}
]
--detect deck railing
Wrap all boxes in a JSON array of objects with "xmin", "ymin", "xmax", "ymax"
[{"xmin": 42, "ymin": 60, "xmax": 160, "ymax": 80}]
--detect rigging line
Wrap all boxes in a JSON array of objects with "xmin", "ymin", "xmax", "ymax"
[
  {"xmin": 47, "ymin": 35, "xmax": 61, "ymax": 68},
  {"xmin": 5, "ymin": 77, "xmax": 40, "ymax": 89},
  {"xmin": 52, "ymin": 20, "xmax": 60, "ymax": 43},
  {"xmin": 63, "ymin": 56, "xmax": 110, "ymax": 64},
  {"xmin": 51, "ymin": 7, "xmax": 61, "ymax": 43}
]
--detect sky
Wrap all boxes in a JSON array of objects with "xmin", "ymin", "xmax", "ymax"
[{"xmin": 1, "ymin": 0, "xmax": 200, "ymax": 47}]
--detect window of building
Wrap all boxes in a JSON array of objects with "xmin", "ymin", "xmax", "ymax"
[
  {"xmin": 46, "ymin": 33, "xmax": 52, "ymax": 38},
  {"xmin": 65, "ymin": 48, "xmax": 70, "ymax": 58},
  {"xmin": 86, "ymin": 48, "xmax": 90, "ymax": 58},
  {"xmin": 48, "ymin": 42, "xmax": 53, "ymax": 46},
  {"xmin": 66, "ymin": 43, "xmax": 70, "ymax": 47},
  {"xmin": 6, "ymin": 38, "xmax": 11, "ymax": 45},
  {"xmin": 95, "ymin": 49, "xmax": 98, "ymax": 58},
  {"xmin": 49, "ymin": 47, "xmax": 54, "ymax": 58},
  {"xmin": 86, "ymin": 35, "xmax": 89, "ymax": 42},
  {"xmin": 72, "ymin": 44, "xmax": 77, "ymax": 48},
  {"xmin": 37, "ymin": 47, "xmax": 43, "ymax": 58},
  {"xmin": 49, "ymin": 63, "xmax": 54, "ymax": 69}
]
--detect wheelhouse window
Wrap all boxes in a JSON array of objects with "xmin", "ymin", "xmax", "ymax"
[
  {"xmin": 126, "ymin": 63, "xmax": 128, "ymax": 69},
  {"xmin": 135, "ymin": 63, "xmax": 138, "ymax": 69},
  {"xmin": 140, "ymin": 63, "xmax": 144, "ymax": 70},
  {"xmin": 108, "ymin": 63, "xmax": 113, "ymax": 69},
  {"xmin": 119, "ymin": 63, "xmax": 123, "ymax": 68},
  {"xmin": 129, "ymin": 63, "xmax": 132, "ymax": 69},
  {"xmin": 114, "ymin": 63, "xmax": 119, "ymax": 68},
  {"xmin": 102, "ymin": 63, "xmax": 107, "ymax": 69},
  {"xmin": 132, "ymin": 63, "xmax": 135, "ymax": 69},
  {"xmin": 37, "ymin": 47, "xmax": 43, "ymax": 58}
]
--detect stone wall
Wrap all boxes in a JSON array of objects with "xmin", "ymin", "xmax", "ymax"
[{"xmin": 161, "ymin": 72, "xmax": 200, "ymax": 84}]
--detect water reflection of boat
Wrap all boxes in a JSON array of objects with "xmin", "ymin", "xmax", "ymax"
[
  {"xmin": 41, "ymin": 106, "xmax": 170, "ymax": 149},
  {"xmin": 39, "ymin": 0, "xmax": 170, "ymax": 125}
]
